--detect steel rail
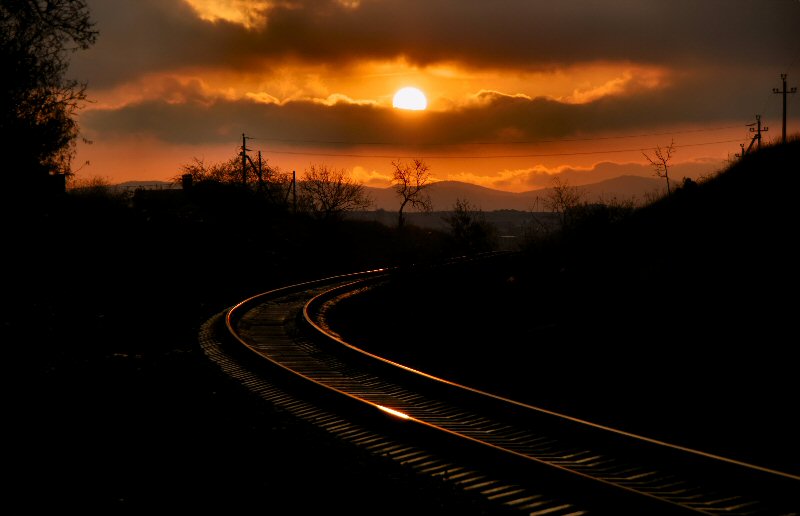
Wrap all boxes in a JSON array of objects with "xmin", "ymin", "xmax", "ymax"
[
  {"xmin": 213, "ymin": 264, "xmax": 800, "ymax": 515},
  {"xmin": 307, "ymin": 277, "xmax": 800, "ymax": 482}
]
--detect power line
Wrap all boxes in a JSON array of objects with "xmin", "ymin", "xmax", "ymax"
[
  {"xmin": 247, "ymin": 124, "xmax": 744, "ymax": 148},
  {"xmin": 263, "ymin": 138, "xmax": 748, "ymax": 160}
]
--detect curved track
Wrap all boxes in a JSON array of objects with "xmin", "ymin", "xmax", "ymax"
[{"xmin": 200, "ymin": 265, "xmax": 800, "ymax": 515}]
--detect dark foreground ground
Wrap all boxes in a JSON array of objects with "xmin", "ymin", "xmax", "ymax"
[
  {"xmin": 7, "ymin": 326, "xmax": 503, "ymax": 515},
  {"xmin": 5, "ymin": 143, "xmax": 799, "ymax": 514},
  {"xmin": 7, "ymin": 246, "xmax": 797, "ymax": 515},
  {"xmin": 4, "ymin": 194, "xmax": 506, "ymax": 515}
]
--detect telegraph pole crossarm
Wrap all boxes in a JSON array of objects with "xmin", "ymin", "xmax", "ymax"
[
  {"xmin": 745, "ymin": 115, "xmax": 768, "ymax": 154},
  {"xmin": 772, "ymin": 74, "xmax": 797, "ymax": 144}
]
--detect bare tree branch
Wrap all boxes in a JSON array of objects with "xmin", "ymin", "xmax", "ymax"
[
  {"xmin": 391, "ymin": 158, "xmax": 432, "ymax": 228},
  {"xmin": 544, "ymin": 176, "xmax": 584, "ymax": 229},
  {"xmin": 298, "ymin": 164, "xmax": 372, "ymax": 220},
  {"xmin": 642, "ymin": 139, "xmax": 676, "ymax": 195}
]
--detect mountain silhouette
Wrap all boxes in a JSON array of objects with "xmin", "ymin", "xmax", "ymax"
[
  {"xmin": 109, "ymin": 174, "xmax": 665, "ymax": 212},
  {"xmin": 364, "ymin": 175, "xmax": 664, "ymax": 212}
]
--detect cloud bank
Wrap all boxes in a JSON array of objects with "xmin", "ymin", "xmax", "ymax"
[{"xmin": 68, "ymin": 0, "xmax": 800, "ymax": 186}]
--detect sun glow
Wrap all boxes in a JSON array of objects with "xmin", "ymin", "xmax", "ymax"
[{"xmin": 392, "ymin": 87, "xmax": 427, "ymax": 110}]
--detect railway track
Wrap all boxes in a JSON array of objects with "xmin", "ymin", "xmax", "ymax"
[{"xmin": 200, "ymin": 264, "xmax": 800, "ymax": 515}]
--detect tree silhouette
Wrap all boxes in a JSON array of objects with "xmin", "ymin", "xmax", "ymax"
[
  {"xmin": 543, "ymin": 176, "xmax": 584, "ymax": 229},
  {"xmin": 643, "ymin": 139, "xmax": 676, "ymax": 195},
  {"xmin": 176, "ymin": 152, "xmax": 295, "ymax": 206},
  {"xmin": 443, "ymin": 198, "xmax": 498, "ymax": 254},
  {"xmin": 391, "ymin": 158, "xmax": 432, "ymax": 228},
  {"xmin": 177, "ymin": 156, "xmax": 241, "ymax": 185},
  {"xmin": 298, "ymin": 164, "xmax": 372, "ymax": 220},
  {"xmin": 1, "ymin": 0, "xmax": 97, "ymax": 190}
]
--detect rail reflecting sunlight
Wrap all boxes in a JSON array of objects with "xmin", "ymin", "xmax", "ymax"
[{"xmin": 376, "ymin": 405, "xmax": 410, "ymax": 420}]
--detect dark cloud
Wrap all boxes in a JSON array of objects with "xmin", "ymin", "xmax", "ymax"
[
  {"xmin": 69, "ymin": 0, "xmax": 252, "ymax": 87},
  {"xmin": 71, "ymin": 0, "xmax": 800, "ymax": 88},
  {"xmin": 72, "ymin": 0, "xmax": 800, "ymax": 177},
  {"xmin": 81, "ymin": 70, "xmax": 762, "ymax": 149}
]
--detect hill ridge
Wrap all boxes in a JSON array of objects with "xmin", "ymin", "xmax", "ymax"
[{"xmin": 110, "ymin": 174, "xmax": 665, "ymax": 211}]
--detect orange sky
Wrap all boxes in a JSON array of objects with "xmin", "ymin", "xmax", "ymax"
[{"xmin": 68, "ymin": 0, "xmax": 800, "ymax": 192}]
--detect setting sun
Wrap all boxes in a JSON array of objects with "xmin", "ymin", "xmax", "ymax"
[{"xmin": 392, "ymin": 87, "xmax": 427, "ymax": 110}]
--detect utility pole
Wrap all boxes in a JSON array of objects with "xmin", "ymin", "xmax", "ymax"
[
  {"xmin": 240, "ymin": 133, "xmax": 253, "ymax": 185},
  {"xmin": 256, "ymin": 150, "xmax": 264, "ymax": 191},
  {"xmin": 772, "ymin": 74, "xmax": 797, "ymax": 144},
  {"xmin": 735, "ymin": 143, "xmax": 745, "ymax": 160},
  {"xmin": 744, "ymin": 115, "xmax": 768, "ymax": 155}
]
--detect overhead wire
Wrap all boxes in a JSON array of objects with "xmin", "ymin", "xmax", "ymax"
[
  {"xmin": 246, "ymin": 123, "xmax": 750, "ymax": 159},
  {"xmin": 263, "ymin": 138, "xmax": 748, "ymax": 160},
  {"xmin": 249, "ymin": 124, "xmax": 744, "ymax": 149}
]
